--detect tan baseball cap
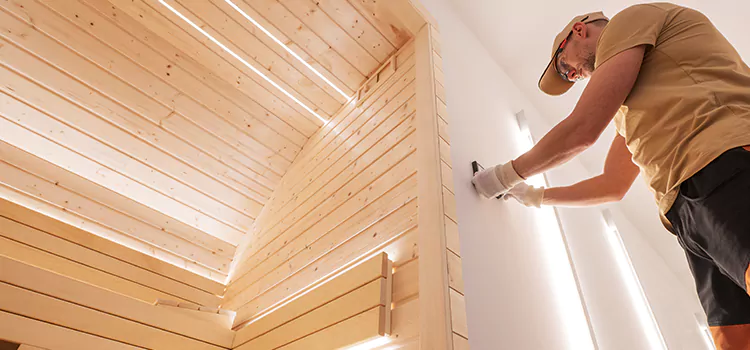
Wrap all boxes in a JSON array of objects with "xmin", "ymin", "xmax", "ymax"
[{"xmin": 538, "ymin": 11, "xmax": 609, "ymax": 96}]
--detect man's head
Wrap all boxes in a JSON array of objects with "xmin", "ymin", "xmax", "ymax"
[{"xmin": 538, "ymin": 12, "xmax": 610, "ymax": 95}]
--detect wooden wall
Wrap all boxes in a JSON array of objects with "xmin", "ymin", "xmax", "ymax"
[
  {"xmin": 0, "ymin": 198, "xmax": 234, "ymax": 349},
  {"xmin": 224, "ymin": 40, "xmax": 420, "ymax": 348},
  {"xmin": 0, "ymin": 198, "xmax": 224, "ymax": 306},
  {"xmin": 0, "ymin": 258, "xmax": 234, "ymax": 349},
  {"xmin": 432, "ymin": 29, "xmax": 470, "ymax": 350},
  {"xmin": 414, "ymin": 23, "xmax": 469, "ymax": 350}
]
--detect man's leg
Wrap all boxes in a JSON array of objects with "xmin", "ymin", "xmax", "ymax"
[
  {"xmin": 684, "ymin": 251, "xmax": 750, "ymax": 349},
  {"xmin": 667, "ymin": 147, "xmax": 750, "ymax": 349}
]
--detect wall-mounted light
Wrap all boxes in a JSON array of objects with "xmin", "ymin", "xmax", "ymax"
[
  {"xmin": 158, "ymin": 0, "xmax": 330, "ymax": 125},
  {"xmin": 602, "ymin": 209, "xmax": 668, "ymax": 349},
  {"xmin": 694, "ymin": 313, "xmax": 717, "ymax": 350},
  {"xmin": 222, "ymin": 0, "xmax": 352, "ymax": 101},
  {"xmin": 514, "ymin": 111, "xmax": 596, "ymax": 350}
]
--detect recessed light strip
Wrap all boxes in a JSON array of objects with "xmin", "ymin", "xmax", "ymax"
[
  {"xmin": 158, "ymin": 0, "xmax": 329, "ymax": 125},
  {"xmin": 223, "ymin": 0, "xmax": 352, "ymax": 101}
]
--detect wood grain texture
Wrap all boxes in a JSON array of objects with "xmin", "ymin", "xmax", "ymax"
[
  {"xmin": 235, "ymin": 278, "xmax": 387, "ymax": 350},
  {"xmin": 233, "ymin": 253, "xmax": 388, "ymax": 344},
  {"xmin": 0, "ymin": 197, "xmax": 225, "ymax": 293},
  {"xmin": 414, "ymin": 24, "xmax": 453, "ymax": 350},
  {"xmin": 225, "ymin": 52, "xmax": 418, "ymax": 332},
  {"xmin": 0, "ymin": 215, "xmax": 221, "ymax": 307},
  {"xmin": 0, "ymin": 283, "xmax": 225, "ymax": 349},
  {"xmin": 0, "ymin": 310, "xmax": 139, "ymax": 350},
  {"xmin": 0, "ymin": 256, "xmax": 234, "ymax": 347}
]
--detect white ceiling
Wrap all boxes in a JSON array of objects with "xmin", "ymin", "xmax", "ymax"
[{"xmin": 445, "ymin": 0, "xmax": 750, "ymax": 173}]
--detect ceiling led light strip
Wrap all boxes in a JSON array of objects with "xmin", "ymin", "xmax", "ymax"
[
  {"xmin": 158, "ymin": 0, "xmax": 329, "ymax": 124},
  {"xmin": 223, "ymin": 0, "xmax": 352, "ymax": 101}
]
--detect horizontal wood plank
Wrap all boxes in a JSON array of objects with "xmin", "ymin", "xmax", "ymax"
[
  {"xmin": 232, "ymin": 253, "xmax": 387, "ymax": 341},
  {"xmin": 227, "ymin": 139, "xmax": 417, "ymax": 301},
  {"xmin": 450, "ymin": 289, "xmax": 468, "ymax": 339},
  {"xmin": 0, "ymin": 152, "xmax": 232, "ymax": 272},
  {"xmin": 0, "ymin": 112, "xmax": 245, "ymax": 246},
  {"xmin": 0, "ymin": 282, "xmax": 225, "ymax": 349},
  {"xmin": 443, "ymin": 186, "xmax": 457, "ymax": 222},
  {"xmin": 0, "ymin": 310, "xmax": 139, "ymax": 350},
  {"xmin": 0, "ymin": 193, "xmax": 226, "ymax": 292},
  {"xmin": 447, "ymin": 250, "xmax": 464, "ymax": 295},
  {"xmin": 311, "ymin": 0, "xmax": 395, "ymax": 62},
  {"xmin": 0, "ymin": 215, "xmax": 221, "ymax": 307},
  {"xmin": 454, "ymin": 333, "xmax": 470, "ymax": 350},
  {"xmin": 441, "ymin": 160, "xmax": 454, "ymax": 194},
  {"xmin": 81, "ymin": 0, "xmax": 309, "ymax": 147},
  {"xmin": 279, "ymin": 306, "xmax": 385, "ymax": 350},
  {"xmin": 235, "ymin": 278, "xmax": 387, "ymax": 349},
  {"xmin": 392, "ymin": 258, "xmax": 418, "ymax": 305},
  {"xmin": 0, "ymin": 256, "xmax": 233, "ymax": 347},
  {"xmin": 439, "ymin": 137, "xmax": 452, "ymax": 167},
  {"xmin": 0, "ymin": 233, "xmax": 194, "ymax": 305},
  {"xmin": 445, "ymin": 216, "xmax": 461, "ymax": 257}
]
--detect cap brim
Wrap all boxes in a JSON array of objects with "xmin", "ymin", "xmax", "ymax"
[{"xmin": 538, "ymin": 56, "xmax": 575, "ymax": 96}]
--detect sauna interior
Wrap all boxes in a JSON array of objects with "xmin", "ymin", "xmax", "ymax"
[{"xmin": 0, "ymin": 0, "xmax": 466, "ymax": 349}]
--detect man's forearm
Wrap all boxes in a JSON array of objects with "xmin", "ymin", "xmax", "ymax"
[
  {"xmin": 542, "ymin": 175, "xmax": 624, "ymax": 207},
  {"xmin": 512, "ymin": 117, "xmax": 594, "ymax": 179}
]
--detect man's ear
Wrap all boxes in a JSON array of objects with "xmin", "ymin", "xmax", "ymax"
[{"xmin": 572, "ymin": 22, "xmax": 587, "ymax": 38}]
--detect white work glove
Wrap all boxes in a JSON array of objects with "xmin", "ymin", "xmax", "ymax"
[
  {"xmin": 505, "ymin": 182, "xmax": 545, "ymax": 208},
  {"xmin": 471, "ymin": 161, "xmax": 524, "ymax": 199}
]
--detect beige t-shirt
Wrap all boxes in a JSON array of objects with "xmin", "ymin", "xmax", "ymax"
[{"xmin": 595, "ymin": 3, "xmax": 750, "ymax": 231}]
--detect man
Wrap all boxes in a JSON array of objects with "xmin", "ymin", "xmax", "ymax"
[{"xmin": 471, "ymin": 3, "xmax": 750, "ymax": 348}]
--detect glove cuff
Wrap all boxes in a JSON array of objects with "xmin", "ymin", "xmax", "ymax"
[
  {"xmin": 527, "ymin": 186, "xmax": 545, "ymax": 208},
  {"xmin": 494, "ymin": 162, "xmax": 524, "ymax": 190}
]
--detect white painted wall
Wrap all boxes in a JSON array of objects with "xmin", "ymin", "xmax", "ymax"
[{"xmin": 419, "ymin": 0, "xmax": 711, "ymax": 349}]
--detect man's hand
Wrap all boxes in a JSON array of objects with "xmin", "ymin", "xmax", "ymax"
[
  {"xmin": 472, "ymin": 161, "xmax": 525, "ymax": 199},
  {"xmin": 506, "ymin": 182, "xmax": 545, "ymax": 208}
]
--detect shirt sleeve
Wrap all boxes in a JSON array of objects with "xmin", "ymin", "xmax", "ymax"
[{"xmin": 595, "ymin": 4, "xmax": 668, "ymax": 69}]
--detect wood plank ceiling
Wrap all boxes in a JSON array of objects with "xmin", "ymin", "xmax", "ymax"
[{"xmin": 0, "ymin": 0, "xmax": 414, "ymax": 282}]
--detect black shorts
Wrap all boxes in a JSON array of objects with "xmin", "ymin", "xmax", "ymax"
[{"xmin": 666, "ymin": 146, "xmax": 750, "ymax": 349}]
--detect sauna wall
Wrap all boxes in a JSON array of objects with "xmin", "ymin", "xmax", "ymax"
[{"xmin": 225, "ymin": 42, "xmax": 420, "ymax": 350}]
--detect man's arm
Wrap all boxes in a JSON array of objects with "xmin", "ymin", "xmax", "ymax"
[
  {"xmin": 512, "ymin": 45, "xmax": 646, "ymax": 179},
  {"xmin": 542, "ymin": 134, "xmax": 639, "ymax": 206}
]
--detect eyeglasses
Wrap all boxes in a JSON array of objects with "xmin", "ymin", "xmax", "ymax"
[
  {"xmin": 554, "ymin": 16, "xmax": 589, "ymax": 83},
  {"xmin": 554, "ymin": 32, "xmax": 576, "ymax": 82}
]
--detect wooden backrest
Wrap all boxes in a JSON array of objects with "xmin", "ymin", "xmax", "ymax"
[
  {"xmin": 232, "ymin": 253, "xmax": 393, "ymax": 349},
  {"xmin": 0, "ymin": 198, "xmax": 224, "ymax": 306}
]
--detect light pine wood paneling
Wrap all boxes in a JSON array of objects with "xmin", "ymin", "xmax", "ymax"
[
  {"xmin": 234, "ymin": 253, "xmax": 393, "ymax": 349},
  {"xmin": 279, "ymin": 306, "xmax": 386, "ymax": 350},
  {"xmin": 445, "ymin": 216, "xmax": 461, "ymax": 256},
  {"xmin": 233, "ymin": 253, "xmax": 389, "ymax": 345},
  {"xmin": 0, "ymin": 256, "xmax": 234, "ymax": 347},
  {"xmin": 249, "ymin": 46, "xmax": 416, "ymax": 243},
  {"xmin": 225, "ymin": 45, "xmax": 419, "ymax": 329},
  {"xmin": 0, "ymin": 310, "xmax": 139, "ymax": 350},
  {"xmin": 0, "ymin": 197, "xmax": 226, "ymax": 293},
  {"xmin": 0, "ymin": 283, "xmax": 225, "ymax": 349},
  {"xmin": 454, "ymin": 333, "xmax": 470, "ymax": 350},
  {"xmin": 450, "ymin": 289, "xmax": 468, "ymax": 339},
  {"xmin": 0, "ymin": 142, "xmax": 232, "ymax": 274},
  {"xmin": 0, "ymin": 215, "xmax": 221, "ymax": 307}
]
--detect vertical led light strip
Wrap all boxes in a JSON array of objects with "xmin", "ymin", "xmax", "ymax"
[
  {"xmin": 602, "ymin": 209, "xmax": 668, "ymax": 349},
  {"xmin": 515, "ymin": 111, "xmax": 597, "ymax": 350},
  {"xmin": 222, "ymin": 0, "xmax": 352, "ymax": 101},
  {"xmin": 158, "ymin": 0, "xmax": 329, "ymax": 125}
]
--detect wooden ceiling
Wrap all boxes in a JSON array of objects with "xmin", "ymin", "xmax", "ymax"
[{"xmin": 0, "ymin": 0, "xmax": 415, "ymax": 281}]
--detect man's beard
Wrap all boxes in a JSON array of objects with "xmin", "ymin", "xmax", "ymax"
[{"xmin": 583, "ymin": 52, "xmax": 596, "ymax": 74}]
